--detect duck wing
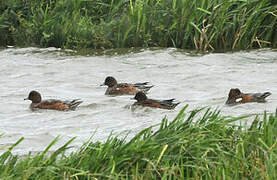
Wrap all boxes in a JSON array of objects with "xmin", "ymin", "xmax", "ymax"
[
  {"xmin": 117, "ymin": 83, "xmax": 132, "ymax": 88},
  {"xmin": 132, "ymin": 82, "xmax": 154, "ymax": 93},
  {"xmin": 252, "ymin": 92, "xmax": 271, "ymax": 102},
  {"xmin": 157, "ymin": 99, "xmax": 180, "ymax": 109},
  {"xmin": 133, "ymin": 82, "xmax": 150, "ymax": 86},
  {"xmin": 63, "ymin": 99, "xmax": 83, "ymax": 110}
]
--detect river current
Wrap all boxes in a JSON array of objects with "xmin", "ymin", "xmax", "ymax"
[{"xmin": 0, "ymin": 47, "xmax": 276, "ymax": 154}]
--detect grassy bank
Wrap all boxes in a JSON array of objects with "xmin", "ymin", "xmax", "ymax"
[
  {"xmin": 0, "ymin": 0, "xmax": 276, "ymax": 51},
  {"xmin": 0, "ymin": 106, "xmax": 277, "ymax": 179}
]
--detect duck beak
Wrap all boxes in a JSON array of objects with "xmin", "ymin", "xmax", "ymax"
[
  {"xmin": 24, "ymin": 98, "xmax": 29, "ymax": 100},
  {"xmin": 130, "ymin": 97, "xmax": 135, "ymax": 100},
  {"xmin": 100, "ymin": 83, "xmax": 105, "ymax": 87}
]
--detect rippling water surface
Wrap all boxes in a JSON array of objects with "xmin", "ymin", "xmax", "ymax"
[{"xmin": 0, "ymin": 47, "xmax": 276, "ymax": 154}]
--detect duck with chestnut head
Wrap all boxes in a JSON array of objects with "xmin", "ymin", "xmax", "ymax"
[
  {"xmin": 225, "ymin": 88, "xmax": 271, "ymax": 105},
  {"xmin": 24, "ymin": 90, "xmax": 83, "ymax": 111},
  {"xmin": 132, "ymin": 91, "xmax": 180, "ymax": 110},
  {"xmin": 101, "ymin": 76, "xmax": 153, "ymax": 96}
]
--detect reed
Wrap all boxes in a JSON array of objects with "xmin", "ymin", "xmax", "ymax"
[
  {"xmin": 0, "ymin": 106, "xmax": 277, "ymax": 179},
  {"xmin": 0, "ymin": 0, "xmax": 276, "ymax": 51}
]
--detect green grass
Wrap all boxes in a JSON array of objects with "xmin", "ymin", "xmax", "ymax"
[
  {"xmin": 1, "ymin": 106, "xmax": 277, "ymax": 179},
  {"xmin": 0, "ymin": 0, "xmax": 276, "ymax": 51}
]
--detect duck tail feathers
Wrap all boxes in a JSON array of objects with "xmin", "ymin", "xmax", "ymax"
[
  {"xmin": 69, "ymin": 99, "xmax": 83, "ymax": 110},
  {"xmin": 261, "ymin": 92, "xmax": 271, "ymax": 99}
]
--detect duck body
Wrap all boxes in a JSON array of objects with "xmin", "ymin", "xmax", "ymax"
[
  {"xmin": 132, "ymin": 92, "xmax": 180, "ymax": 110},
  {"xmin": 102, "ymin": 76, "xmax": 153, "ymax": 95},
  {"xmin": 226, "ymin": 88, "xmax": 271, "ymax": 105},
  {"xmin": 25, "ymin": 91, "xmax": 83, "ymax": 111}
]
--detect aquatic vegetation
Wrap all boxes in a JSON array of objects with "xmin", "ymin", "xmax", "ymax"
[
  {"xmin": 0, "ymin": 0, "xmax": 276, "ymax": 51},
  {"xmin": 1, "ymin": 106, "xmax": 277, "ymax": 179}
]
